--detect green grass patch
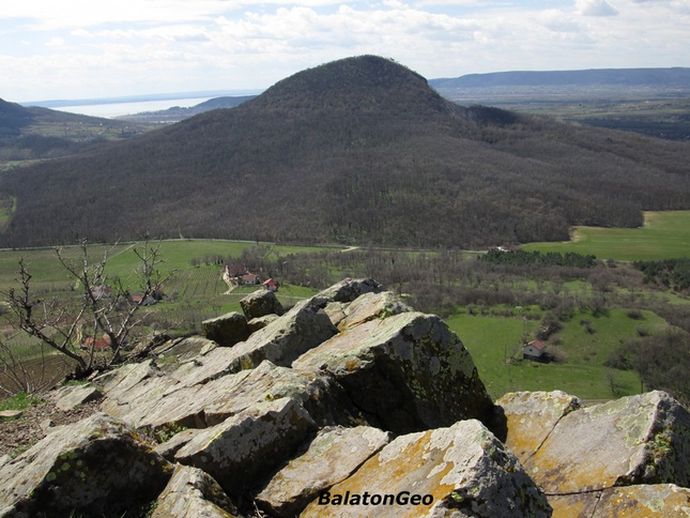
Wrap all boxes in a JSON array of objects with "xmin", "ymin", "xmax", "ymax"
[
  {"xmin": 523, "ymin": 210, "xmax": 690, "ymax": 261},
  {"xmin": 0, "ymin": 391, "xmax": 41, "ymax": 411}
]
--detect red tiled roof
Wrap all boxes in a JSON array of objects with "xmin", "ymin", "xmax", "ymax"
[{"xmin": 527, "ymin": 339, "xmax": 546, "ymax": 351}]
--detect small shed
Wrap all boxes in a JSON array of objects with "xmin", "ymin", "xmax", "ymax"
[
  {"xmin": 263, "ymin": 278, "xmax": 279, "ymax": 292},
  {"xmin": 523, "ymin": 339, "xmax": 546, "ymax": 361}
]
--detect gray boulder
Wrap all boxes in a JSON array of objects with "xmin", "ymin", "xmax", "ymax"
[
  {"xmin": 293, "ymin": 311, "xmax": 494, "ymax": 434},
  {"xmin": 202, "ymin": 312, "xmax": 249, "ymax": 347},
  {"xmin": 0, "ymin": 413, "xmax": 172, "ymax": 517},
  {"xmin": 301, "ymin": 419, "xmax": 550, "ymax": 518},
  {"xmin": 151, "ymin": 465, "xmax": 239, "ymax": 518},
  {"xmin": 256, "ymin": 426, "xmax": 390, "ymax": 516},
  {"xmin": 174, "ymin": 398, "xmax": 317, "ymax": 496},
  {"xmin": 524, "ymin": 390, "xmax": 690, "ymax": 494},
  {"xmin": 240, "ymin": 289, "xmax": 283, "ymax": 319}
]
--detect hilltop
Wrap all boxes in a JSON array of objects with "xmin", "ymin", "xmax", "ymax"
[{"xmin": 0, "ymin": 55, "xmax": 689, "ymax": 247}]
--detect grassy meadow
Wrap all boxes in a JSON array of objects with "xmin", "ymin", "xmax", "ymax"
[
  {"xmin": 523, "ymin": 210, "xmax": 690, "ymax": 261},
  {"xmin": 446, "ymin": 306, "xmax": 673, "ymax": 400}
]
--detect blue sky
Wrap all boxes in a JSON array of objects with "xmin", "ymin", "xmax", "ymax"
[{"xmin": 1, "ymin": 0, "xmax": 689, "ymax": 102}]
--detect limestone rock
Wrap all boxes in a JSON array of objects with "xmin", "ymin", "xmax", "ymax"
[
  {"xmin": 595, "ymin": 484, "xmax": 690, "ymax": 518},
  {"xmin": 101, "ymin": 359, "xmax": 357, "ymax": 432},
  {"xmin": 0, "ymin": 413, "xmax": 172, "ymax": 517},
  {"xmin": 247, "ymin": 314, "xmax": 279, "ymax": 333},
  {"xmin": 548, "ymin": 484, "xmax": 690, "ymax": 518},
  {"xmin": 240, "ymin": 289, "xmax": 284, "ymax": 319},
  {"xmin": 337, "ymin": 291, "xmax": 412, "ymax": 331},
  {"xmin": 256, "ymin": 426, "xmax": 391, "ymax": 516},
  {"xmin": 0, "ymin": 410, "xmax": 23, "ymax": 420},
  {"xmin": 301, "ymin": 419, "xmax": 551, "ymax": 518},
  {"xmin": 153, "ymin": 336, "xmax": 217, "ymax": 365},
  {"xmin": 293, "ymin": 311, "xmax": 494, "ymax": 434},
  {"xmin": 496, "ymin": 390, "xmax": 580, "ymax": 464},
  {"xmin": 202, "ymin": 312, "xmax": 249, "ymax": 347},
  {"xmin": 151, "ymin": 465, "xmax": 239, "ymax": 518},
  {"xmin": 525, "ymin": 390, "xmax": 690, "ymax": 494},
  {"xmin": 92, "ymin": 358, "xmax": 158, "ymax": 399},
  {"xmin": 53, "ymin": 383, "xmax": 102, "ymax": 411},
  {"xmin": 0, "ymin": 454, "xmax": 9, "ymax": 470},
  {"xmin": 223, "ymin": 298, "xmax": 336, "ymax": 372},
  {"xmin": 175, "ymin": 398, "xmax": 317, "ymax": 496},
  {"xmin": 155, "ymin": 429, "xmax": 203, "ymax": 461},
  {"xmin": 314, "ymin": 278, "xmax": 382, "ymax": 305},
  {"xmin": 323, "ymin": 302, "xmax": 347, "ymax": 327}
]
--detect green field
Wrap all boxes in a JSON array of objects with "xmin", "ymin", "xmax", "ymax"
[
  {"xmin": 523, "ymin": 210, "xmax": 690, "ymax": 261},
  {"xmin": 445, "ymin": 307, "xmax": 662, "ymax": 400}
]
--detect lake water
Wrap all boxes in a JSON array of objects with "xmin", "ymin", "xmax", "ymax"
[{"xmin": 54, "ymin": 97, "xmax": 213, "ymax": 118}]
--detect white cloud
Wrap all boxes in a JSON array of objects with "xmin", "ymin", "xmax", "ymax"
[
  {"xmin": 576, "ymin": 0, "xmax": 619, "ymax": 16},
  {"xmin": 1, "ymin": 0, "xmax": 689, "ymax": 101}
]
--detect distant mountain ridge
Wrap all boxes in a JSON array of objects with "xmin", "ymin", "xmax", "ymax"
[
  {"xmin": 430, "ymin": 67, "xmax": 690, "ymax": 89},
  {"xmin": 1, "ymin": 56, "xmax": 689, "ymax": 248},
  {"xmin": 118, "ymin": 95, "xmax": 256, "ymax": 123}
]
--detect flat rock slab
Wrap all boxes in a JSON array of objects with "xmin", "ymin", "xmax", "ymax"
[
  {"xmin": 240, "ymin": 289, "xmax": 284, "ymax": 319},
  {"xmin": 153, "ymin": 336, "xmax": 217, "ymax": 367},
  {"xmin": 202, "ymin": 312, "xmax": 249, "ymax": 347},
  {"xmin": 525, "ymin": 390, "xmax": 690, "ymax": 494},
  {"xmin": 175, "ymin": 398, "xmax": 317, "ymax": 496},
  {"xmin": 0, "ymin": 410, "xmax": 23, "ymax": 420},
  {"xmin": 337, "ymin": 291, "xmax": 412, "ymax": 331},
  {"xmin": 54, "ymin": 384, "xmax": 102, "ymax": 411},
  {"xmin": 497, "ymin": 390, "xmax": 580, "ymax": 464},
  {"xmin": 0, "ymin": 413, "xmax": 172, "ymax": 517},
  {"xmin": 301, "ymin": 419, "xmax": 551, "ymax": 518},
  {"xmin": 548, "ymin": 484, "xmax": 690, "ymax": 518},
  {"xmin": 256, "ymin": 425, "xmax": 391, "ymax": 516},
  {"xmin": 294, "ymin": 311, "xmax": 494, "ymax": 434},
  {"xmin": 152, "ymin": 465, "xmax": 239, "ymax": 518}
]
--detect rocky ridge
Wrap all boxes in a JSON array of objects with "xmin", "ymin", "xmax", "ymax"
[{"xmin": 1, "ymin": 279, "xmax": 689, "ymax": 517}]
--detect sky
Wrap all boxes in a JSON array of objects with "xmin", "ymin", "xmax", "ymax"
[{"xmin": 1, "ymin": 0, "xmax": 689, "ymax": 102}]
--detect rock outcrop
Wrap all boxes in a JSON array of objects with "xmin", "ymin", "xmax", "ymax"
[
  {"xmin": 0, "ymin": 413, "xmax": 172, "ymax": 517},
  {"xmin": 301, "ymin": 419, "xmax": 551, "ymax": 517},
  {"xmin": 256, "ymin": 425, "xmax": 391, "ymax": 516},
  {"xmin": 293, "ymin": 311, "xmax": 494, "ymax": 433},
  {"xmin": 3, "ymin": 278, "xmax": 690, "ymax": 517}
]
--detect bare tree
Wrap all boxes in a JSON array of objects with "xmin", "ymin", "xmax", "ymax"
[{"xmin": 4, "ymin": 240, "xmax": 172, "ymax": 379}]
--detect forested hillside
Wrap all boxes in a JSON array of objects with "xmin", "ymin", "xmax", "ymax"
[
  {"xmin": 1, "ymin": 56, "xmax": 689, "ymax": 248},
  {"xmin": 0, "ymin": 98, "xmax": 149, "ymax": 163}
]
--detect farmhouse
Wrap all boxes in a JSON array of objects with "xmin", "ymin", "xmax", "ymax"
[
  {"xmin": 523, "ymin": 339, "xmax": 546, "ymax": 361},
  {"xmin": 222, "ymin": 264, "xmax": 262, "ymax": 292},
  {"xmin": 263, "ymin": 278, "xmax": 279, "ymax": 292}
]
